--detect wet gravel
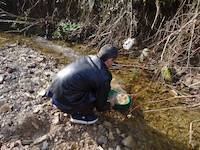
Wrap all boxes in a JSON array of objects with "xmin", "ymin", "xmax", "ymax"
[{"xmin": 0, "ymin": 43, "xmax": 135, "ymax": 150}]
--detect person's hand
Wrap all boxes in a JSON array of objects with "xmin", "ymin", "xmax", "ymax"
[{"xmin": 107, "ymin": 97, "xmax": 116, "ymax": 107}]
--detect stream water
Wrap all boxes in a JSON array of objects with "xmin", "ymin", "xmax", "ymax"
[{"xmin": 0, "ymin": 33, "xmax": 199, "ymax": 150}]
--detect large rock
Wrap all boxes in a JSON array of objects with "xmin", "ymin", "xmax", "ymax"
[
  {"xmin": 97, "ymin": 135, "xmax": 108, "ymax": 145},
  {"xmin": 122, "ymin": 135, "xmax": 135, "ymax": 148}
]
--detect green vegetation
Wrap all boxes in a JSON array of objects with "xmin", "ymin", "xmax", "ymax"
[
  {"xmin": 52, "ymin": 22, "xmax": 81, "ymax": 40},
  {"xmin": 161, "ymin": 66, "xmax": 172, "ymax": 82}
]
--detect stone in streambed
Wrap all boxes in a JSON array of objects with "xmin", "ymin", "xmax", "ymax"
[
  {"xmin": 122, "ymin": 135, "xmax": 135, "ymax": 148},
  {"xmin": 97, "ymin": 135, "xmax": 108, "ymax": 145},
  {"xmin": 0, "ymin": 74, "xmax": 4, "ymax": 84},
  {"xmin": 0, "ymin": 104, "xmax": 11, "ymax": 113}
]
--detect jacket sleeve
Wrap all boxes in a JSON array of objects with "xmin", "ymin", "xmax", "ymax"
[{"xmin": 95, "ymin": 81, "xmax": 111, "ymax": 112}]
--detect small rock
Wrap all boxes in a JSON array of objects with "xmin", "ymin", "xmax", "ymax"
[
  {"xmin": 98, "ymin": 145, "xmax": 104, "ymax": 150},
  {"xmin": 27, "ymin": 63, "xmax": 36, "ymax": 68},
  {"xmin": 22, "ymin": 44, "xmax": 27, "ymax": 48},
  {"xmin": 121, "ymin": 134, "xmax": 126, "ymax": 138},
  {"xmin": 97, "ymin": 135, "xmax": 108, "ymax": 145},
  {"xmin": 52, "ymin": 113, "xmax": 60, "ymax": 125},
  {"xmin": 108, "ymin": 130, "xmax": 114, "ymax": 140},
  {"xmin": 6, "ymin": 43, "xmax": 17, "ymax": 47},
  {"xmin": 28, "ymin": 89, "xmax": 35, "ymax": 94},
  {"xmin": 33, "ymin": 105, "xmax": 43, "ymax": 113},
  {"xmin": 21, "ymin": 139, "xmax": 33, "ymax": 145},
  {"xmin": 103, "ymin": 121, "xmax": 112, "ymax": 127},
  {"xmin": 0, "ymin": 134, "xmax": 4, "ymax": 139},
  {"xmin": 116, "ymin": 145, "xmax": 121, "ymax": 150},
  {"xmin": 63, "ymin": 113, "xmax": 68, "ymax": 117},
  {"xmin": 54, "ymin": 137, "xmax": 58, "ymax": 142},
  {"xmin": 33, "ymin": 135, "xmax": 49, "ymax": 145},
  {"xmin": 139, "ymin": 48, "xmax": 150, "ymax": 62},
  {"xmin": 41, "ymin": 141, "xmax": 48, "ymax": 150},
  {"xmin": 37, "ymin": 89, "xmax": 46, "ymax": 97},
  {"xmin": 98, "ymin": 125, "xmax": 107, "ymax": 134},
  {"xmin": 116, "ymin": 128, "xmax": 121, "ymax": 134},
  {"xmin": 0, "ymin": 99, "xmax": 6, "ymax": 107},
  {"xmin": 0, "ymin": 104, "xmax": 11, "ymax": 113},
  {"xmin": 32, "ymin": 121, "xmax": 39, "ymax": 129},
  {"xmin": 169, "ymin": 90, "xmax": 178, "ymax": 96},
  {"xmin": 0, "ymin": 74, "xmax": 4, "ymax": 84},
  {"xmin": 9, "ymin": 140, "xmax": 22, "ymax": 149},
  {"xmin": 122, "ymin": 135, "xmax": 134, "ymax": 148},
  {"xmin": 44, "ymin": 71, "xmax": 53, "ymax": 77},
  {"xmin": 36, "ymin": 57, "xmax": 44, "ymax": 62},
  {"xmin": 7, "ymin": 67, "xmax": 16, "ymax": 73},
  {"xmin": 126, "ymin": 114, "xmax": 132, "ymax": 118}
]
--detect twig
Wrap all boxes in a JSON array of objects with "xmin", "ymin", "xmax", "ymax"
[
  {"xmin": 156, "ymin": 12, "xmax": 199, "ymax": 46},
  {"xmin": 151, "ymin": 0, "xmax": 160, "ymax": 29},
  {"xmin": 190, "ymin": 103, "xmax": 200, "ymax": 108},
  {"xmin": 144, "ymin": 106, "xmax": 187, "ymax": 113},
  {"xmin": 111, "ymin": 63, "xmax": 153, "ymax": 71},
  {"xmin": 5, "ymin": 22, "xmax": 39, "ymax": 33},
  {"xmin": 129, "ymin": 0, "xmax": 133, "ymax": 37},
  {"xmin": 144, "ymin": 95, "xmax": 199, "ymax": 104},
  {"xmin": 189, "ymin": 119, "xmax": 200, "ymax": 145},
  {"xmin": 0, "ymin": 8, "xmax": 36, "ymax": 21},
  {"xmin": 144, "ymin": 102, "xmax": 200, "ymax": 113},
  {"xmin": 189, "ymin": 82, "xmax": 200, "ymax": 87},
  {"xmin": 187, "ymin": 0, "xmax": 199, "ymax": 67},
  {"xmin": 0, "ymin": 2, "xmax": 6, "ymax": 5},
  {"xmin": 160, "ymin": 34, "xmax": 170, "ymax": 61},
  {"xmin": 28, "ymin": 0, "xmax": 40, "ymax": 12},
  {"xmin": 0, "ymin": 19, "xmax": 35, "ymax": 24}
]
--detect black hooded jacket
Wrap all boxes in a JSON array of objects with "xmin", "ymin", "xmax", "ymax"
[{"xmin": 48, "ymin": 55, "xmax": 112, "ymax": 113}]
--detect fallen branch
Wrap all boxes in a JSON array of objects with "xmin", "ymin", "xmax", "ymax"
[
  {"xmin": 5, "ymin": 22, "xmax": 39, "ymax": 33},
  {"xmin": 111, "ymin": 63, "xmax": 154, "ymax": 71},
  {"xmin": 0, "ymin": 19, "xmax": 35, "ymax": 24}
]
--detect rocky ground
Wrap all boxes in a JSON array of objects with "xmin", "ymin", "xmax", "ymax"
[
  {"xmin": 0, "ymin": 42, "xmax": 148, "ymax": 150},
  {"xmin": 0, "ymin": 41, "xmax": 198, "ymax": 150}
]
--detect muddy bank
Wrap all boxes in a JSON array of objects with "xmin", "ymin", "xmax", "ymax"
[{"xmin": 0, "ymin": 34, "xmax": 199, "ymax": 150}]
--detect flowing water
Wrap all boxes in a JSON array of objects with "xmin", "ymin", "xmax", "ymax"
[{"xmin": 0, "ymin": 33, "xmax": 199, "ymax": 150}]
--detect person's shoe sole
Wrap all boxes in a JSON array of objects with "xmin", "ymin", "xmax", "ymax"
[{"xmin": 70, "ymin": 117, "xmax": 98, "ymax": 125}]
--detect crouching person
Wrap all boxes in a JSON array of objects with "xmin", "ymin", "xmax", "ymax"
[{"xmin": 46, "ymin": 44, "xmax": 118, "ymax": 125}]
